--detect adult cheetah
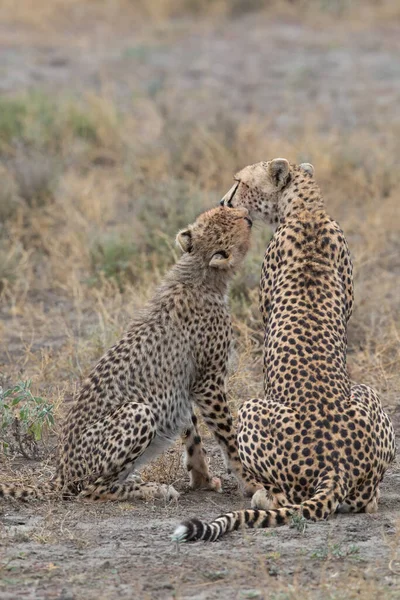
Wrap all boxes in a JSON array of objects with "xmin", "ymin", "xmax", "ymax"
[
  {"xmin": 173, "ymin": 159, "xmax": 396, "ymax": 542},
  {"xmin": 0, "ymin": 207, "xmax": 258, "ymax": 503}
]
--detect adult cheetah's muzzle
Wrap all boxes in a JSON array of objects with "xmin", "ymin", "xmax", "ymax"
[{"xmin": 220, "ymin": 181, "xmax": 239, "ymax": 207}]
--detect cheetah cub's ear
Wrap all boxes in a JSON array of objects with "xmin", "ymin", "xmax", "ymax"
[
  {"xmin": 268, "ymin": 158, "xmax": 290, "ymax": 187},
  {"xmin": 209, "ymin": 250, "xmax": 231, "ymax": 268},
  {"xmin": 299, "ymin": 163, "xmax": 315, "ymax": 177},
  {"xmin": 176, "ymin": 228, "xmax": 193, "ymax": 253}
]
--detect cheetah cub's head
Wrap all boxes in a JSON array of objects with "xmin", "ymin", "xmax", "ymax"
[
  {"xmin": 176, "ymin": 206, "xmax": 252, "ymax": 270},
  {"xmin": 220, "ymin": 158, "xmax": 314, "ymax": 226}
]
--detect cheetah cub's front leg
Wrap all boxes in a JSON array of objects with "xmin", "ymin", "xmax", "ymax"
[
  {"xmin": 192, "ymin": 375, "xmax": 263, "ymax": 497},
  {"xmin": 182, "ymin": 414, "xmax": 222, "ymax": 492}
]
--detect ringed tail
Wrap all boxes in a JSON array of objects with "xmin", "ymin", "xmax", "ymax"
[{"xmin": 172, "ymin": 487, "xmax": 337, "ymax": 542}]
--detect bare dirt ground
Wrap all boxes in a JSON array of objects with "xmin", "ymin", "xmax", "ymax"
[
  {"xmin": 1, "ymin": 422, "xmax": 400, "ymax": 600},
  {"xmin": 1, "ymin": 6, "xmax": 400, "ymax": 599}
]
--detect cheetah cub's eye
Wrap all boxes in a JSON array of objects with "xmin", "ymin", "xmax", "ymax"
[{"xmin": 209, "ymin": 250, "xmax": 231, "ymax": 268}]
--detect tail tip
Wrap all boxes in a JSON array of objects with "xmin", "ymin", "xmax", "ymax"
[
  {"xmin": 172, "ymin": 517, "xmax": 207, "ymax": 543},
  {"xmin": 171, "ymin": 524, "xmax": 190, "ymax": 543}
]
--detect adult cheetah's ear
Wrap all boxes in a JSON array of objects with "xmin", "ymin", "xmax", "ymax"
[
  {"xmin": 176, "ymin": 229, "xmax": 193, "ymax": 253},
  {"xmin": 299, "ymin": 163, "xmax": 315, "ymax": 177},
  {"xmin": 268, "ymin": 158, "xmax": 290, "ymax": 187},
  {"xmin": 209, "ymin": 250, "xmax": 231, "ymax": 268}
]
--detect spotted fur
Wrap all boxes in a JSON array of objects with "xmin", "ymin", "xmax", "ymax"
[
  {"xmin": 0, "ymin": 207, "xmax": 259, "ymax": 503},
  {"xmin": 173, "ymin": 159, "xmax": 396, "ymax": 542}
]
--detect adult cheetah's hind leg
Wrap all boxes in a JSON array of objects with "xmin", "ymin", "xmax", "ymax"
[
  {"xmin": 350, "ymin": 384, "xmax": 396, "ymax": 465},
  {"xmin": 336, "ymin": 384, "xmax": 396, "ymax": 515},
  {"xmin": 337, "ymin": 484, "xmax": 381, "ymax": 514},
  {"xmin": 182, "ymin": 413, "xmax": 222, "ymax": 492},
  {"xmin": 77, "ymin": 402, "xmax": 179, "ymax": 503}
]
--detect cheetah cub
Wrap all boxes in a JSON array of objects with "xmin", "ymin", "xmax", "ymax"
[{"xmin": 0, "ymin": 207, "xmax": 258, "ymax": 503}]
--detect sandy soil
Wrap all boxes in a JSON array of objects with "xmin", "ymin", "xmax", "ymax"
[{"xmin": 1, "ymin": 413, "xmax": 399, "ymax": 600}]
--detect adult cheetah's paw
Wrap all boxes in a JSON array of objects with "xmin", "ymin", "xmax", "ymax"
[
  {"xmin": 243, "ymin": 479, "xmax": 264, "ymax": 498},
  {"xmin": 251, "ymin": 488, "xmax": 273, "ymax": 510}
]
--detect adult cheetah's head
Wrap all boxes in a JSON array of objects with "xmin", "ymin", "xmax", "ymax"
[
  {"xmin": 176, "ymin": 206, "xmax": 252, "ymax": 270},
  {"xmin": 220, "ymin": 158, "xmax": 314, "ymax": 226}
]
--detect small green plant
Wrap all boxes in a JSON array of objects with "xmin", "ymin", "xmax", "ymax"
[
  {"xmin": 290, "ymin": 513, "xmax": 308, "ymax": 534},
  {"xmin": 265, "ymin": 551, "xmax": 281, "ymax": 560},
  {"xmin": 310, "ymin": 542, "xmax": 360, "ymax": 560},
  {"xmin": 0, "ymin": 380, "xmax": 55, "ymax": 459},
  {"xmin": 263, "ymin": 529, "xmax": 278, "ymax": 538}
]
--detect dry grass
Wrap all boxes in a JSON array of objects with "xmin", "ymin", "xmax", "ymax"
[
  {"xmin": 0, "ymin": 91, "xmax": 399, "ymax": 488},
  {"xmin": 0, "ymin": 89, "xmax": 399, "ymax": 448}
]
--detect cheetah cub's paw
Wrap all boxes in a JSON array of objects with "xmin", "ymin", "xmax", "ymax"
[
  {"xmin": 158, "ymin": 484, "xmax": 180, "ymax": 502},
  {"xmin": 189, "ymin": 471, "xmax": 222, "ymax": 493},
  {"xmin": 198, "ymin": 476, "xmax": 222, "ymax": 493},
  {"xmin": 210, "ymin": 476, "xmax": 223, "ymax": 493}
]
